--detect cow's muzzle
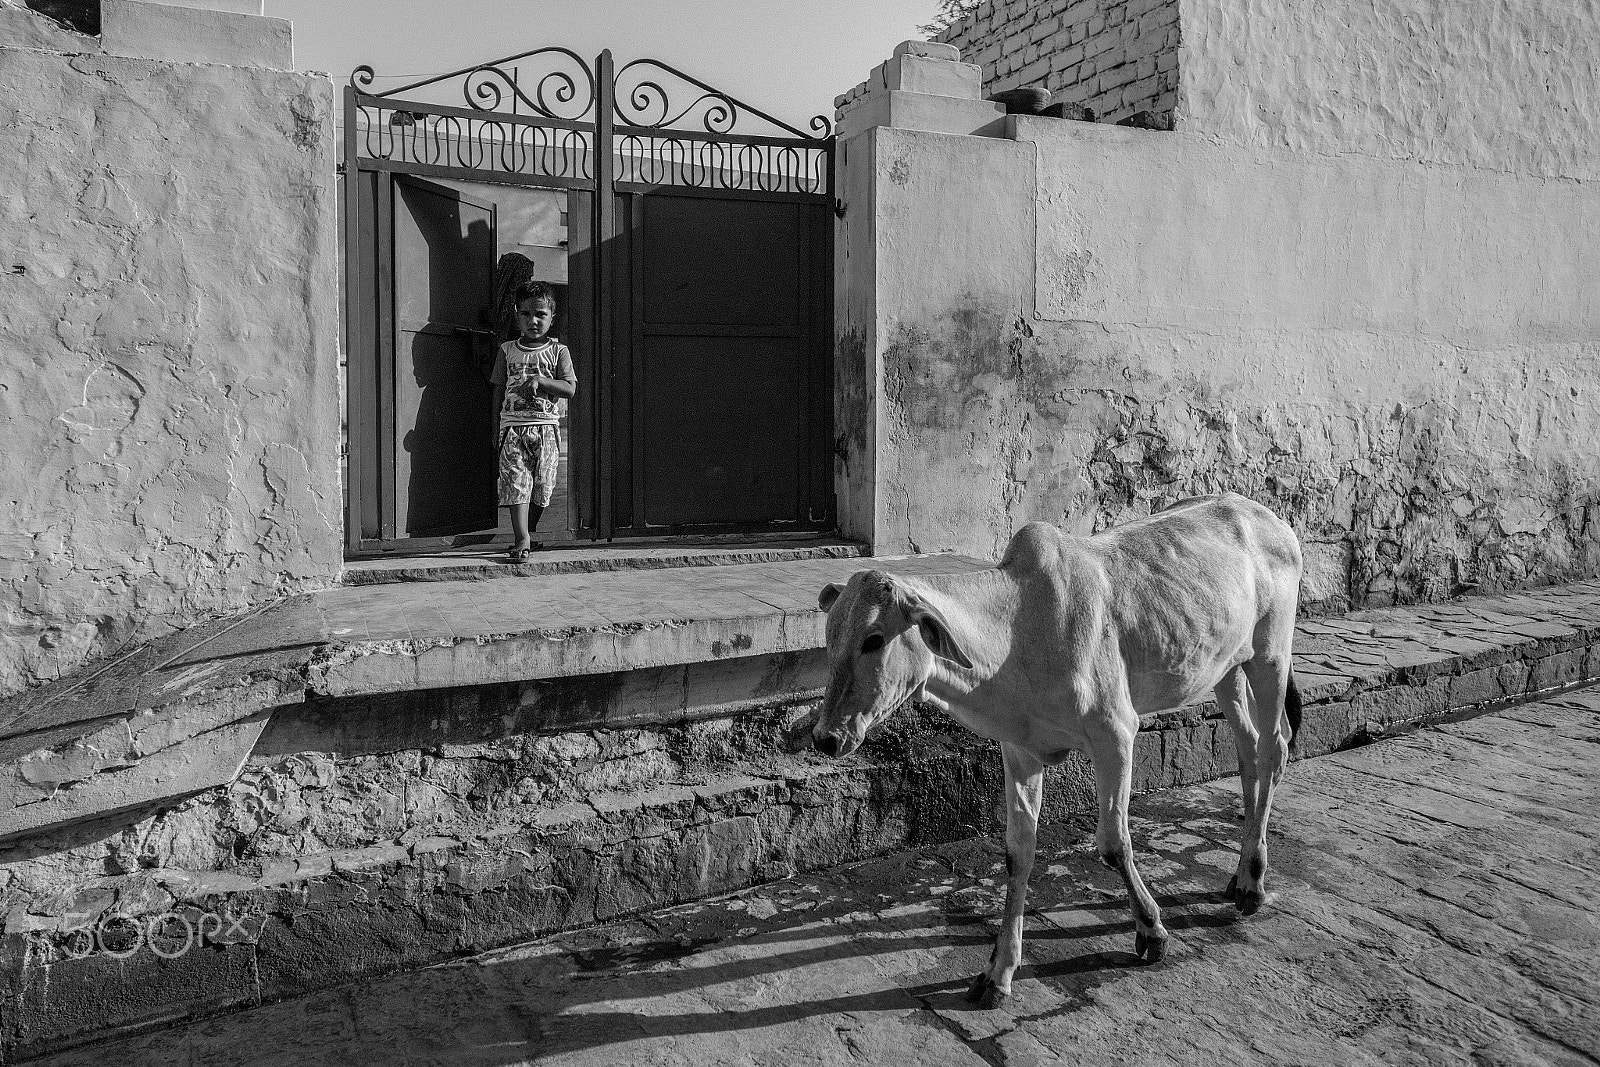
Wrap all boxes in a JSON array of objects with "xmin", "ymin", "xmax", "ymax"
[{"xmin": 812, "ymin": 726, "xmax": 859, "ymax": 759}]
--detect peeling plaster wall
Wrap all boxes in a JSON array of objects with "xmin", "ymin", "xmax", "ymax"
[
  {"xmin": 865, "ymin": 121, "xmax": 1599, "ymax": 611},
  {"xmin": 0, "ymin": 41, "xmax": 342, "ymax": 697},
  {"xmin": 1176, "ymin": 0, "xmax": 1600, "ymax": 180}
]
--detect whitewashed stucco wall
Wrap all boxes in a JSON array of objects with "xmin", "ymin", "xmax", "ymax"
[
  {"xmin": 855, "ymin": 119, "xmax": 1600, "ymax": 611},
  {"xmin": 1176, "ymin": 0, "xmax": 1600, "ymax": 180},
  {"xmin": 0, "ymin": 36, "xmax": 342, "ymax": 697}
]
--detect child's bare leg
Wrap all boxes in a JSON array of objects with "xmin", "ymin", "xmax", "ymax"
[
  {"xmin": 527, "ymin": 505, "xmax": 545, "ymax": 544},
  {"xmin": 509, "ymin": 501, "xmax": 531, "ymax": 550}
]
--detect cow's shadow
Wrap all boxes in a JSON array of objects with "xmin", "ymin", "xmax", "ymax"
[
  {"xmin": 60, "ymin": 829, "xmax": 1255, "ymax": 1066},
  {"xmin": 361, "ymin": 870, "xmax": 1246, "ymax": 1064}
]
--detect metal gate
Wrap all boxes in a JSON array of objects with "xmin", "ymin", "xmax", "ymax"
[{"xmin": 343, "ymin": 48, "xmax": 835, "ymax": 554}]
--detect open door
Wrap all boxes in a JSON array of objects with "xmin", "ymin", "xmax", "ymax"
[{"xmin": 391, "ymin": 176, "xmax": 499, "ymax": 539}]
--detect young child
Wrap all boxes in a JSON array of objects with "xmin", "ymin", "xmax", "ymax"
[{"xmin": 490, "ymin": 281, "xmax": 576, "ymax": 561}]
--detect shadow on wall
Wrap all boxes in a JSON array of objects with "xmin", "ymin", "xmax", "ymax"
[{"xmin": 22, "ymin": 0, "xmax": 97, "ymax": 34}]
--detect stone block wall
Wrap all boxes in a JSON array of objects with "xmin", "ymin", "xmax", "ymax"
[
  {"xmin": 0, "ymin": 6, "xmax": 342, "ymax": 699},
  {"xmin": 936, "ymin": 0, "xmax": 1180, "ymax": 124}
]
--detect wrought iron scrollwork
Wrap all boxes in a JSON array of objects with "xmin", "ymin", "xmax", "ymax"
[
  {"xmin": 352, "ymin": 98, "xmax": 594, "ymax": 182},
  {"xmin": 350, "ymin": 47, "xmax": 596, "ymax": 121},
  {"xmin": 348, "ymin": 47, "xmax": 831, "ymax": 195},
  {"xmin": 612, "ymin": 57, "xmax": 832, "ymax": 139}
]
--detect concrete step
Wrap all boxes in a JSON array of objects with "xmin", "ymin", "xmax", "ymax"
[
  {"xmin": 0, "ymin": 553, "xmax": 988, "ymax": 843},
  {"xmin": 341, "ymin": 537, "xmax": 867, "ymax": 585}
]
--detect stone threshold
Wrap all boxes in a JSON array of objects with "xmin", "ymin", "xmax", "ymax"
[{"xmin": 341, "ymin": 536, "xmax": 867, "ymax": 586}]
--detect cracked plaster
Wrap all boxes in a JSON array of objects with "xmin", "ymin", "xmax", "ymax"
[
  {"xmin": 0, "ymin": 41, "xmax": 342, "ymax": 698},
  {"xmin": 845, "ymin": 121, "xmax": 1600, "ymax": 611}
]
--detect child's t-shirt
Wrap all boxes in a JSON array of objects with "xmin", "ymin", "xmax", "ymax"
[{"xmin": 491, "ymin": 338, "xmax": 575, "ymax": 427}]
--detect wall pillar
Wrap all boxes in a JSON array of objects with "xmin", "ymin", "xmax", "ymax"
[{"xmin": 831, "ymin": 42, "xmax": 1031, "ymax": 556}]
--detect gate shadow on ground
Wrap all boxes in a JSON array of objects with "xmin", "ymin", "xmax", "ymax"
[
  {"xmin": 42, "ymin": 808, "xmax": 1256, "ymax": 1065},
  {"xmin": 331, "ymin": 880, "xmax": 1248, "ymax": 1063}
]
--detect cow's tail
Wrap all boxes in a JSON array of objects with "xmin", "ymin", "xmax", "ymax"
[{"xmin": 1284, "ymin": 671, "xmax": 1303, "ymax": 751}]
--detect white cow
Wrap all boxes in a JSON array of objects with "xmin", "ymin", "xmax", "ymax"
[{"xmin": 812, "ymin": 493, "xmax": 1303, "ymax": 1007}]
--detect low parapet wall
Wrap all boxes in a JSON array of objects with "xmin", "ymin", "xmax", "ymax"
[{"xmin": 6, "ymin": 576, "xmax": 1600, "ymax": 1059}]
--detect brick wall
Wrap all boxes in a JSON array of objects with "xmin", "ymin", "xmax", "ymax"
[{"xmin": 936, "ymin": 0, "xmax": 1180, "ymax": 124}]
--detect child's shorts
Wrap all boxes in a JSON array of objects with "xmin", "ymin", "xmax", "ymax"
[{"xmin": 497, "ymin": 423, "xmax": 560, "ymax": 508}]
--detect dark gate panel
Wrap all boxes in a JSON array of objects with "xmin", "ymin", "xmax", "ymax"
[{"xmin": 631, "ymin": 195, "xmax": 812, "ymax": 531}]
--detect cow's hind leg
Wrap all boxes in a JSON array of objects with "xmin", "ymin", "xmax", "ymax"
[
  {"xmin": 966, "ymin": 743, "xmax": 1044, "ymax": 1009},
  {"xmin": 1233, "ymin": 652, "xmax": 1294, "ymax": 915},
  {"xmin": 1214, "ymin": 663, "xmax": 1259, "ymax": 905},
  {"xmin": 1086, "ymin": 717, "xmax": 1169, "ymax": 963}
]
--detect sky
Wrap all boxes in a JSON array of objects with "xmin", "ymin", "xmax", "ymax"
[{"xmin": 263, "ymin": 0, "xmax": 949, "ymax": 129}]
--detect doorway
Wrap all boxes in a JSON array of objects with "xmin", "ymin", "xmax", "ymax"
[{"xmin": 343, "ymin": 48, "xmax": 835, "ymax": 556}]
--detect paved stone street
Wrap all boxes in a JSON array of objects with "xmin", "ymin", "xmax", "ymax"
[{"xmin": 30, "ymin": 692, "xmax": 1600, "ymax": 1067}]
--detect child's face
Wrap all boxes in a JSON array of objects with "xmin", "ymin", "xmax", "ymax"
[{"xmin": 516, "ymin": 298, "xmax": 555, "ymax": 341}]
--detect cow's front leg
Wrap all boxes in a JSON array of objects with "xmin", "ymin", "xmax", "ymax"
[
  {"xmin": 966, "ymin": 742, "xmax": 1044, "ymax": 1010},
  {"xmin": 1087, "ymin": 717, "xmax": 1169, "ymax": 963}
]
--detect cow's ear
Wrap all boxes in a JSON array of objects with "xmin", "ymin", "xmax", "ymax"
[
  {"xmin": 818, "ymin": 582, "xmax": 844, "ymax": 613},
  {"xmin": 907, "ymin": 596, "xmax": 974, "ymax": 670}
]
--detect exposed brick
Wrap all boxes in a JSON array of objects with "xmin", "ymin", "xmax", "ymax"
[
  {"xmin": 1019, "ymin": 55, "xmax": 1053, "ymax": 86},
  {"xmin": 1140, "ymin": 4, "xmax": 1178, "ymax": 32},
  {"xmin": 1052, "ymin": 43, "xmax": 1085, "ymax": 69},
  {"xmin": 1088, "ymin": 31, "xmax": 1122, "ymax": 58},
  {"xmin": 1063, "ymin": 0, "xmax": 1097, "ymax": 26},
  {"xmin": 1099, "ymin": 62, "xmax": 1137, "ymax": 91}
]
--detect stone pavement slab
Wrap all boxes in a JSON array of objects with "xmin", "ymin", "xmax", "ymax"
[{"xmin": 29, "ymin": 694, "xmax": 1600, "ymax": 1067}]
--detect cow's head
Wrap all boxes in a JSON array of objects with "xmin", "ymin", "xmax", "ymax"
[{"xmin": 811, "ymin": 570, "xmax": 973, "ymax": 758}]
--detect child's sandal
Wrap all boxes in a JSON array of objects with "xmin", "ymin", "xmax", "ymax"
[{"xmin": 507, "ymin": 547, "xmax": 529, "ymax": 563}]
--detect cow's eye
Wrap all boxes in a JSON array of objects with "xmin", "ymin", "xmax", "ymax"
[{"xmin": 861, "ymin": 633, "xmax": 885, "ymax": 654}]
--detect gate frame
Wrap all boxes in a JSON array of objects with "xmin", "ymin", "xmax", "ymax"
[{"xmin": 342, "ymin": 47, "xmax": 836, "ymax": 557}]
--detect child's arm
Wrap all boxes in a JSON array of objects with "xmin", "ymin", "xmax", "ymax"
[{"xmin": 537, "ymin": 346, "xmax": 578, "ymax": 400}]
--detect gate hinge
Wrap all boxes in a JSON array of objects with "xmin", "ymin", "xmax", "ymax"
[{"xmin": 833, "ymin": 198, "xmax": 847, "ymax": 219}]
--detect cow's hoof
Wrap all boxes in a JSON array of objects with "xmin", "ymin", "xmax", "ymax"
[
  {"xmin": 1134, "ymin": 930, "xmax": 1168, "ymax": 964},
  {"xmin": 1223, "ymin": 875, "xmax": 1239, "ymax": 902},
  {"xmin": 1235, "ymin": 887, "xmax": 1264, "ymax": 916},
  {"xmin": 964, "ymin": 973, "xmax": 1010, "ymax": 1010}
]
